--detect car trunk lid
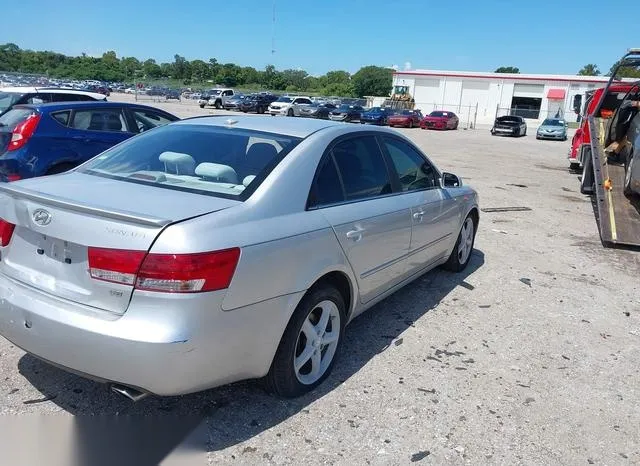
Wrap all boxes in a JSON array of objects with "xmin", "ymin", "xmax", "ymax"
[{"xmin": 0, "ymin": 172, "xmax": 239, "ymax": 314}]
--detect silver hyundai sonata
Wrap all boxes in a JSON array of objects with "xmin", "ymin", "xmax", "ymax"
[{"xmin": 0, "ymin": 116, "xmax": 479, "ymax": 399}]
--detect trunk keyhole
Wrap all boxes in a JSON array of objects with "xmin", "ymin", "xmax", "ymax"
[{"xmin": 36, "ymin": 248, "xmax": 44, "ymax": 255}]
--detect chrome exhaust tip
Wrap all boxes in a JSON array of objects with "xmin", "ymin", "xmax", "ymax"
[{"xmin": 110, "ymin": 384, "xmax": 149, "ymax": 402}]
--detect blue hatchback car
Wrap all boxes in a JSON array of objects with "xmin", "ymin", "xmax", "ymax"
[
  {"xmin": 360, "ymin": 106, "xmax": 395, "ymax": 125},
  {"xmin": 0, "ymin": 101, "xmax": 179, "ymax": 180}
]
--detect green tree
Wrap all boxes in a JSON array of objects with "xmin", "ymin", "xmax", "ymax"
[
  {"xmin": 607, "ymin": 60, "xmax": 640, "ymax": 78},
  {"xmin": 190, "ymin": 59, "xmax": 210, "ymax": 82},
  {"xmin": 322, "ymin": 82, "xmax": 355, "ymax": 97},
  {"xmin": 143, "ymin": 59, "xmax": 162, "ymax": 78},
  {"xmin": 577, "ymin": 64, "xmax": 600, "ymax": 76},
  {"xmin": 172, "ymin": 54, "xmax": 191, "ymax": 80},
  {"xmin": 495, "ymin": 66, "xmax": 520, "ymax": 73},
  {"xmin": 325, "ymin": 70, "xmax": 350, "ymax": 84},
  {"xmin": 351, "ymin": 65, "xmax": 393, "ymax": 97}
]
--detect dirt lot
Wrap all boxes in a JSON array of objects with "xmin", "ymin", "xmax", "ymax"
[{"xmin": 1, "ymin": 94, "xmax": 639, "ymax": 465}]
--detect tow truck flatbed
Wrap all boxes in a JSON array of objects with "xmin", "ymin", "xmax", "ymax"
[{"xmin": 589, "ymin": 116, "xmax": 640, "ymax": 246}]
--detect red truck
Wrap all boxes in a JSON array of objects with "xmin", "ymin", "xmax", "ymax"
[{"xmin": 568, "ymin": 82, "xmax": 633, "ymax": 170}]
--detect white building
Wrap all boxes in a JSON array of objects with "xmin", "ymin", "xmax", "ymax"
[{"xmin": 392, "ymin": 69, "xmax": 619, "ymax": 127}]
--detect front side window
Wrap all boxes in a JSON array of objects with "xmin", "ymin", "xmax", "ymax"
[
  {"xmin": 71, "ymin": 109, "xmax": 128, "ymax": 132},
  {"xmin": 79, "ymin": 125, "xmax": 301, "ymax": 200},
  {"xmin": 331, "ymin": 136, "xmax": 391, "ymax": 201},
  {"xmin": 383, "ymin": 137, "xmax": 438, "ymax": 191}
]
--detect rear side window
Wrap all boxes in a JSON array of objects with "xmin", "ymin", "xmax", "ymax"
[
  {"xmin": 51, "ymin": 111, "xmax": 71, "ymax": 126},
  {"xmin": 311, "ymin": 157, "xmax": 344, "ymax": 207},
  {"xmin": 131, "ymin": 109, "xmax": 175, "ymax": 133},
  {"xmin": 0, "ymin": 108, "xmax": 36, "ymax": 130},
  {"xmin": 50, "ymin": 93, "xmax": 78, "ymax": 102},
  {"xmin": 331, "ymin": 136, "xmax": 391, "ymax": 201},
  {"xmin": 71, "ymin": 109, "xmax": 128, "ymax": 132},
  {"xmin": 26, "ymin": 93, "xmax": 52, "ymax": 104}
]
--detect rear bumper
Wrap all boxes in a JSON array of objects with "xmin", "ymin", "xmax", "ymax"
[{"xmin": 0, "ymin": 274, "xmax": 304, "ymax": 396}]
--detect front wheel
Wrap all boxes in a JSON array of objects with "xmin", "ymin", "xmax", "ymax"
[
  {"xmin": 408, "ymin": 120, "xmax": 414, "ymax": 128},
  {"xmin": 443, "ymin": 214, "xmax": 477, "ymax": 272},
  {"xmin": 199, "ymin": 103, "xmax": 205, "ymax": 109},
  {"xmin": 264, "ymin": 285, "xmax": 346, "ymax": 398},
  {"xmin": 287, "ymin": 108, "xmax": 294, "ymax": 117},
  {"xmin": 214, "ymin": 100, "xmax": 222, "ymax": 109}
]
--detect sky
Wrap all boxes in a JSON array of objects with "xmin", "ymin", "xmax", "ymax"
[{"xmin": 1, "ymin": 0, "xmax": 637, "ymax": 76}]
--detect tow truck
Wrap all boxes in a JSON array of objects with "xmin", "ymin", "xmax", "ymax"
[{"xmin": 578, "ymin": 48, "xmax": 640, "ymax": 247}]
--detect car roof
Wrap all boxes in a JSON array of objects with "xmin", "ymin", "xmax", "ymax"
[
  {"xmin": 12, "ymin": 101, "xmax": 174, "ymax": 113},
  {"xmin": 176, "ymin": 115, "xmax": 385, "ymax": 138},
  {"xmin": 0, "ymin": 86, "xmax": 105, "ymax": 99}
]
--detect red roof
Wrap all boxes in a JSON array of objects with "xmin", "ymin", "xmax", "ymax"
[{"xmin": 547, "ymin": 89, "xmax": 566, "ymax": 100}]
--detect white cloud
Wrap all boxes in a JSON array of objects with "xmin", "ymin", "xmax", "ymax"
[
  {"xmin": 391, "ymin": 64, "xmax": 399, "ymax": 70},
  {"xmin": 404, "ymin": 61, "xmax": 412, "ymax": 70}
]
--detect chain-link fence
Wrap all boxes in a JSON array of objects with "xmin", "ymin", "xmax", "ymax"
[{"xmin": 413, "ymin": 102, "xmax": 479, "ymax": 129}]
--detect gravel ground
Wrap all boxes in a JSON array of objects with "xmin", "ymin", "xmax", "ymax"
[{"xmin": 0, "ymin": 94, "xmax": 638, "ymax": 465}]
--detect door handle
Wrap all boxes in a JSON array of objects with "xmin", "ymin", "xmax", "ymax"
[
  {"xmin": 413, "ymin": 211, "xmax": 425, "ymax": 221},
  {"xmin": 346, "ymin": 227, "xmax": 365, "ymax": 241}
]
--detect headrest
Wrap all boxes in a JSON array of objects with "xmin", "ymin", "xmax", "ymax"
[
  {"xmin": 195, "ymin": 163, "xmax": 238, "ymax": 184},
  {"xmin": 242, "ymin": 175, "xmax": 256, "ymax": 187},
  {"xmin": 159, "ymin": 151, "xmax": 196, "ymax": 165}
]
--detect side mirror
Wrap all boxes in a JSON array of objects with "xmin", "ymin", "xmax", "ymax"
[
  {"xmin": 572, "ymin": 94, "xmax": 582, "ymax": 114},
  {"xmin": 441, "ymin": 172, "xmax": 461, "ymax": 188}
]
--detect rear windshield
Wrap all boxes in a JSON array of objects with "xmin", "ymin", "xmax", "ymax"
[
  {"xmin": 0, "ymin": 108, "xmax": 35, "ymax": 130},
  {"xmin": 0, "ymin": 92, "xmax": 24, "ymax": 114},
  {"xmin": 497, "ymin": 116, "xmax": 521, "ymax": 123},
  {"xmin": 78, "ymin": 124, "xmax": 302, "ymax": 201},
  {"xmin": 429, "ymin": 111, "xmax": 449, "ymax": 117}
]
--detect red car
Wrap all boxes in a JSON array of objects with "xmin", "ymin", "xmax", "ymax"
[
  {"xmin": 420, "ymin": 110, "xmax": 459, "ymax": 130},
  {"xmin": 387, "ymin": 109, "xmax": 423, "ymax": 128}
]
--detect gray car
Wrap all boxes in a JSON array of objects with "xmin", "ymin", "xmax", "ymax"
[
  {"xmin": 536, "ymin": 118, "xmax": 568, "ymax": 140},
  {"xmin": 0, "ymin": 117, "xmax": 479, "ymax": 399}
]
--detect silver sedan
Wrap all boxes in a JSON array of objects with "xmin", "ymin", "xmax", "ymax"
[{"xmin": 0, "ymin": 116, "xmax": 479, "ymax": 399}]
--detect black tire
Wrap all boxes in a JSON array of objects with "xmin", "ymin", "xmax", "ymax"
[
  {"xmin": 569, "ymin": 162, "xmax": 580, "ymax": 171},
  {"xmin": 624, "ymin": 154, "xmax": 635, "ymax": 197},
  {"xmin": 214, "ymin": 100, "xmax": 222, "ymax": 109},
  {"xmin": 46, "ymin": 163, "xmax": 75, "ymax": 175},
  {"xmin": 287, "ymin": 108, "xmax": 294, "ymax": 117},
  {"xmin": 199, "ymin": 103, "xmax": 205, "ymax": 109},
  {"xmin": 257, "ymin": 106, "xmax": 264, "ymax": 114},
  {"xmin": 264, "ymin": 284, "xmax": 346, "ymax": 398},
  {"xmin": 580, "ymin": 153, "xmax": 595, "ymax": 195},
  {"xmin": 408, "ymin": 120, "xmax": 414, "ymax": 129},
  {"xmin": 443, "ymin": 213, "xmax": 477, "ymax": 272}
]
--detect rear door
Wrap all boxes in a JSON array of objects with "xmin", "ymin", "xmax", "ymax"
[
  {"xmin": 309, "ymin": 134, "xmax": 412, "ymax": 304},
  {"xmin": 68, "ymin": 107, "xmax": 134, "ymax": 161},
  {"xmin": 380, "ymin": 135, "xmax": 461, "ymax": 273}
]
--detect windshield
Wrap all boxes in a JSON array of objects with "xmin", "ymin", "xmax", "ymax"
[
  {"xmin": 429, "ymin": 111, "xmax": 448, "ymax": 117},
  {"xmin": 79, "ymin": 124, "xmax": 302, "ymax": 201},
  {"xmin": 337, "ymin": 104, "xmax": 351, "ymax": 111},
  {"xmin": 542, "ymin": 118, "xmax": 564, "ymax": 126},
  {"xmin": 276, "ymin": 97, "xmax": 293, "ymax": 103},
  {"xmin": 210, "ymin": 90, "xmax": 222, "ymax": 95},
  {"xmin": 0, "ymin": 92, "xmax": 24, "ymax": 114},
  {"xmin": 497, "ymin": 116, "xmax": 521, "ymax": 123},
  {"xmin": 366, "ymin": 107, "xmax": 382, "ymax": 112}
]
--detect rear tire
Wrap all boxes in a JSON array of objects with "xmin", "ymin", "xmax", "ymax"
[
  {"xmin": 264, "ymin": 285, "xmax": 346, "ymax": 398},
  {"xmin": 569, "ymin": 162, "xmax": 580, "ymax": 171},
  {"xmin": 580, "ymin": 153, "xmax": 595, "ymax": 195},
  {"xmin": 624, "ymin": 154, "xmax": 635, "ymax": 197},
  {"xmin": 443, "ymin": 214, "xmax": 477, "ymax": 272}
]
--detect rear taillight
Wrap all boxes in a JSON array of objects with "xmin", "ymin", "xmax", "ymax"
[
  {"xmin": 8, "ymin": 113, "xmax": 41, "ymax": 152},
  {"xmin": 6, "ymin": 174, "xmax": 21, "ymax": 182},
  {"xmin": 87, "ymin": 247, "xmax": 240, "ymax": 293},
  {"xmin": 0, "ymin": 218, "xmax": 16, "ymax": 247}
]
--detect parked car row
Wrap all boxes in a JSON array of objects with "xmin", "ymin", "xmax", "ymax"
[{"xmin": 490, "ymin": 115, "xmax": 568, "ymax": 140}]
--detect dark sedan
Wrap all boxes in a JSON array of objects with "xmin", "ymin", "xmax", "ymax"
[
  {"xmin": 420, "ymin": 110, "xmax": 459, "ymax": 130},
  {"xmin": 360, "ymin": 107, "xmax": 395, "ymax": 125},
  {"xmin": 297, "ymin": 103, "xmax": 337, "ymax": 119},
  {"xmin": 491, "ymin": 115, "xmax": 527, "ymax": 137},
  {"xmin": 388, "ymin": 109, "xmax": 423, "ymax": 128},
  {"xmin": 239, "ymin": 94, "xmax": 278, "ymax": 114},
  {"xmin": 328, "ymin": 104, "xmax": 364, "ymax": 122}
]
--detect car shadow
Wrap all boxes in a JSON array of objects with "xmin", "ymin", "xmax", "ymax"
[{"xmin": 17, "ymin": 250, "xmax": 485, "ymax": 462}]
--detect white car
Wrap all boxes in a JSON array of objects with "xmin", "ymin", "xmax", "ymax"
[
  {"xmin": 199, "ymin": 88, "xmax": 235, "ymax": 109},
  {"xmin": 124, "ymin": 88, "xmax": 136, "ymax": 94},
  {"xmin": 268, "ymin": 96, "xmax": 313, "ymax": 116}
]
